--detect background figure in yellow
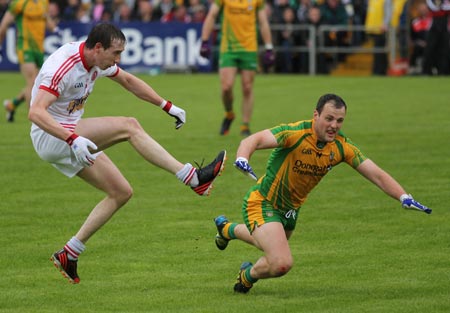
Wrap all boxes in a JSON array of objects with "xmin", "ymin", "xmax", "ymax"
[
  {"xmin": 199, "ymin": 0, "xmax": 274, "ymax": 136},
  {"xmin": 365, "ymin": 0, "xmax": 392, "ymax": 75},
  {"xmin": 0, "ymin": 0, "xmax": 56, "ymax": 122}
]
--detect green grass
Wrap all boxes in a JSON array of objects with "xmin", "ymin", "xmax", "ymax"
[{"xmin": 0, "ymin": 72, "xmax": 449, "ymax": 312}]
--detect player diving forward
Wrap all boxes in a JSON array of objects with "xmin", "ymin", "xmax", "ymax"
[{"xmin": 213, "ymin": 93, "xmax": 432, "ymax": 293}]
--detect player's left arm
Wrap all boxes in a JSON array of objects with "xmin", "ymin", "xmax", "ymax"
[
  {"xmin": 110, "ymin": 69, "xmax": 164, "ymax": 105},
  {"xmin": 0, "ymin": 11, "xmax": 15, "ymax": 44},
  {"xmin": 110, "ymin": 69, "xmax": 186, "ymax": 129},
  {"xmin": 356, "ymin": 159, "xmax": 406, "ymax": 200},
  {"xmin": 356, "ymin": 159, "xmax": 432, "ymax": 214}
]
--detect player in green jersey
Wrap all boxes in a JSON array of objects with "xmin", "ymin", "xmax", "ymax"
[
  {"xmin": 0, "ymin": 0, "xmax": 56, "ymax": 122},
  {"xmin": 213, "ymin": 93, "xmax": 432, "ymax": 293},
  {"xmin": 199, "ymin": 0, "xmax": 274, "ymax": 136}
]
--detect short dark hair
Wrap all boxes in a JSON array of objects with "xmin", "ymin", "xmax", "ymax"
[
  {"xmin": 316, "ymin": 93, "xmax": 347, "ymax": 114},
  {"xmin": 85, "ymin": 23, "xmax": 126, "ymax": 49}
]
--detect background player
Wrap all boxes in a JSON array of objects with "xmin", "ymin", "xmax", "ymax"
[
  {"xmin": 28, "ymin": 23, "xmax": 226, "ymax": 284},
  {"xmin": 213, "ymin": 93, "xmax": 431, "ymax": 293},
  {"xmin": 199, "ymin": 0, "xmax": 274, "ymax": 136},
  {"xmin": 0, "ymin": 0, "xmax": 57, "ymax": 122}
]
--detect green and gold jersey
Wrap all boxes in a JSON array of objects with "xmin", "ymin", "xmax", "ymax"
[
  {"xmin": 9, "ymin": 0, "xmax": 48, "ymax": 52},
  {"xmin": 217, "ymin": 0, "xmax": 264, "ymax": 53},
  {"xmin": 258, "ymin": 119, "xmax": 367, "ymax": 211}
]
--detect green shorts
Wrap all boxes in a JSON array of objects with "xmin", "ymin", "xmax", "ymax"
[
  {"xmin": 219, "ymin": 51, "xmax": 258, "ymax": 70},
  {"xmin": 241, "ymin": 187, "xmax": 299, "ymax": 233},
  {"xmin": 17, "ymin": 49, "xmax": 44, "ymax": 67}
]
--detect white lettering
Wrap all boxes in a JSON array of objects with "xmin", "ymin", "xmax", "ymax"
[
  {"xmin": 143, "ymin": 37, "xmax": 163, "ymax": 65},
  {"xmin": 1, "ymin": 25, "xmax": 210, "ymax": 70},
  {"xmin": 122, "ymin": 29, "xmax": 143, "ymax": 64}
]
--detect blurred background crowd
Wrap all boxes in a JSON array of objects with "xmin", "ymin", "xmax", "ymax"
[{"xmin": 0, "ymin": 0, "xmax": 449, "ymax": 75}]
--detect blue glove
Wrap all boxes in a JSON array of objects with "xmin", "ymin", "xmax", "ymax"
[
  {"xmin": 400, "ymin": 194, "xmax": 432, "ymax": 214},
  {"xmin": 234, "ymin": 157, "xmax": 258, "ymax": 181},
  {"xmin": 199, "ymin": 41, "xmax": 211, "ymax": 59}
]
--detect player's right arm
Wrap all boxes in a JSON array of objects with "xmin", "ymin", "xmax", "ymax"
[
  {"xmin": 28, "ymin": 89, "xmax": 73, "ymax": 141},
  {"xmin": 201, "ymin": 2, "xmax": 220, "ymax": 42},
  {"xmin": 236, "ymin": 129, "xmax": 278, "ymax": 161}
]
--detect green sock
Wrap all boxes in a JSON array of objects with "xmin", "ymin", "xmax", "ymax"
[
  {"xmin": 12, "ymin": 97, "xmax": 24, "ymax": 108},
  {"xmin": 225, "ymin": 223, "xmax": 238, "ymax": 239},
  {"xmin": 244, "ymin": 267, "xmax": 258, "ymax": 284}
]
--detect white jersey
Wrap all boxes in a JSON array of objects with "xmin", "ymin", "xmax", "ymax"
[{"xmin": 30, "ymin": 41, "xmax": 120, "ymax": 131}]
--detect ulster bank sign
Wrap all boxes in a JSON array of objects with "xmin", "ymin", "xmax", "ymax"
[{"xmin": 0, "ymin": 22, "xmax": 212, "ymax": 73}]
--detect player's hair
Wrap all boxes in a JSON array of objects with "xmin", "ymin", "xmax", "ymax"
[
  {"xmin": 85, "ymin": 23, "xmax": 126, "ymax": 49},
  {"xmin": 316, "ymin": 93, "xmax": 347, "ymax": 114}
]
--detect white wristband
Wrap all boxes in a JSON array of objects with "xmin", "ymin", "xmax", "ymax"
[
  {"xmin": 265, "ymin": 43, "xmax": 273, "ymax": 50},
  {"xmin": 399, "ymin": 194, "xmax": 411, "ymax": 202},
  {"xmin": 159, "ymin": 100, "xmax": 167, "ymax": 108}
]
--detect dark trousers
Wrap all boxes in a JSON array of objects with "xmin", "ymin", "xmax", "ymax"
[
  {"xmin": 371, "ymin": 34, "xmax": 388, "ymax": 75},
  {"xmin": 422, "ymin": 15, "xmax": 450, "ymax": 75}
]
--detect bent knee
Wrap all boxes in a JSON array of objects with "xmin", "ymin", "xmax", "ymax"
[
  {"xmin": 114, "ymin": 184, "xmax": 133, "ymax": 205},
  {"xmin": 125, "ymin": 117, "xmax": 143, "ymax": 131},
  {"xmin": 271, "ymin": 258, "xmax": 293, "ymax": 277}
]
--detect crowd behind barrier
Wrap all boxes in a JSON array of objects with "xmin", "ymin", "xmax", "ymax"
[{"xmin": 0, "ymin": 0, "xmax": 449, "ymax": 75}]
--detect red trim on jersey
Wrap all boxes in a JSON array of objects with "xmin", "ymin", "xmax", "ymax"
[
  {"xmin": 39, "ymin": 85, "xmax": 59, "ymax": 97},
  {"xmin": 50, "ymin": 53, "xmax": 82, "ymax": 92},
  {"xmin": 60, "ymin": 123, "xmax": 77, "ymax": 131},
  {"xmin": 79, "ymin": 42, "xmax": 90, "ymax": 71}
]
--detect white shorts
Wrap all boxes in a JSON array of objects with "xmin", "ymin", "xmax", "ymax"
[{"xmin": 30, "ymin": 124, "xmax": 90, "ymax": 178}]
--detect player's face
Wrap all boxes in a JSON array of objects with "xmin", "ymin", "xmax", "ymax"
[
  {"xmin": 313, "ymin": 102, "xmax": 346, "ymax": 142},
  {"xmin": 96, "ymin": 39, "xmax": 125, "ymax": 69}
]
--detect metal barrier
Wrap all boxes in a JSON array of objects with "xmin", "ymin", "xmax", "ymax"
[{"xmin": 266, "ymin": 24, "xmax": 398, "ymax": 75}]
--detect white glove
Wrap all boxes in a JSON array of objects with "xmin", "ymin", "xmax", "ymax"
[
  {"xmin": 234, "ymin": 157, "xmax": 258, "ymax": 181},
  {"xmin": 161, "ymin": 100, "xmax": 186, "ymax": 129},
  {"xmin": 66, "ymin": 134, "xmax": 99, "ymax": 167}
]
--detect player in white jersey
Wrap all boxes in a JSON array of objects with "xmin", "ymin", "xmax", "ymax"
[{"xmin": 28, "ymin": 23, "xmax": 226, "ymax": 284}]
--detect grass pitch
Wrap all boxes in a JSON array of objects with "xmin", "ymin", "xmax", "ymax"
[{"xmin": 0, "ymin": 72, "xmax": 449, "ymax": 313}]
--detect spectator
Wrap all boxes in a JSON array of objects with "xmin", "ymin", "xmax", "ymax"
[
  {"xmin": 154, "ymin": 0, "xmax": 174, "ymax": 20},
  {"xmin": 295, "ymin": 0, "xmax": 313, "ymax": 23},
  {"xmin": 351, "ymin": 0, "xmax": 367, "ymax": 45},
  {"xmin": 115, "ymin": 3, "xmax": 133, "ymax": 21},
  {"xmin": 76, "ymin": 2, "xmax": 91, "ymax": 22},
  {"xmin": 92, "ymin": 0, "xmax": 106, "ymax": 22},
  {"xmin": 299, "ymin": 5, "xmax": 330, "ymax": 73},
  {"xmin": 275, "ymin": 6, "xmax": 302, "ymax": 73},
  {"xmin": 62, "ymin": 0, "xmax": 80, "ymax": 21},
  {"xmin": 421, "ymin": 0, "xmax": 450, "ymax": 75},
  {"xmin": 133, "ymin": 0, "xmax": 155, "ymax": 21},
  {"xmin": 48, "ymin": 1, "xmax": 61, "ymax": 23},
  {"xmin": 409, "ymin": 2, "xmax": 431, "ymax": 74},
  {"xmin": 320, "ymin": 0, "xmax": 349, "ymax": 61},
  {"xmin": 365, "ymin": 0, "xmax": 392, "ymax": 75},
  {"xmin": 187, "ymin": 0, "xmax": 206, "ymax": 22},
  {"xmin": 272, "ymin": 0, "xmax": 292, "ymax": 23},
  {"xmin": 161, "ymin": 4, "xmax": 192, "ymax": 22}
]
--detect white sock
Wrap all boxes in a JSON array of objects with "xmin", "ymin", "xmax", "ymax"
[
  {"xmin": 176, "ymin": 163, "xmax": 199, "ymax": 187},
  {"xmin": 65, "ymin": 236, "xmax": 85, "ymax": 261}
]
